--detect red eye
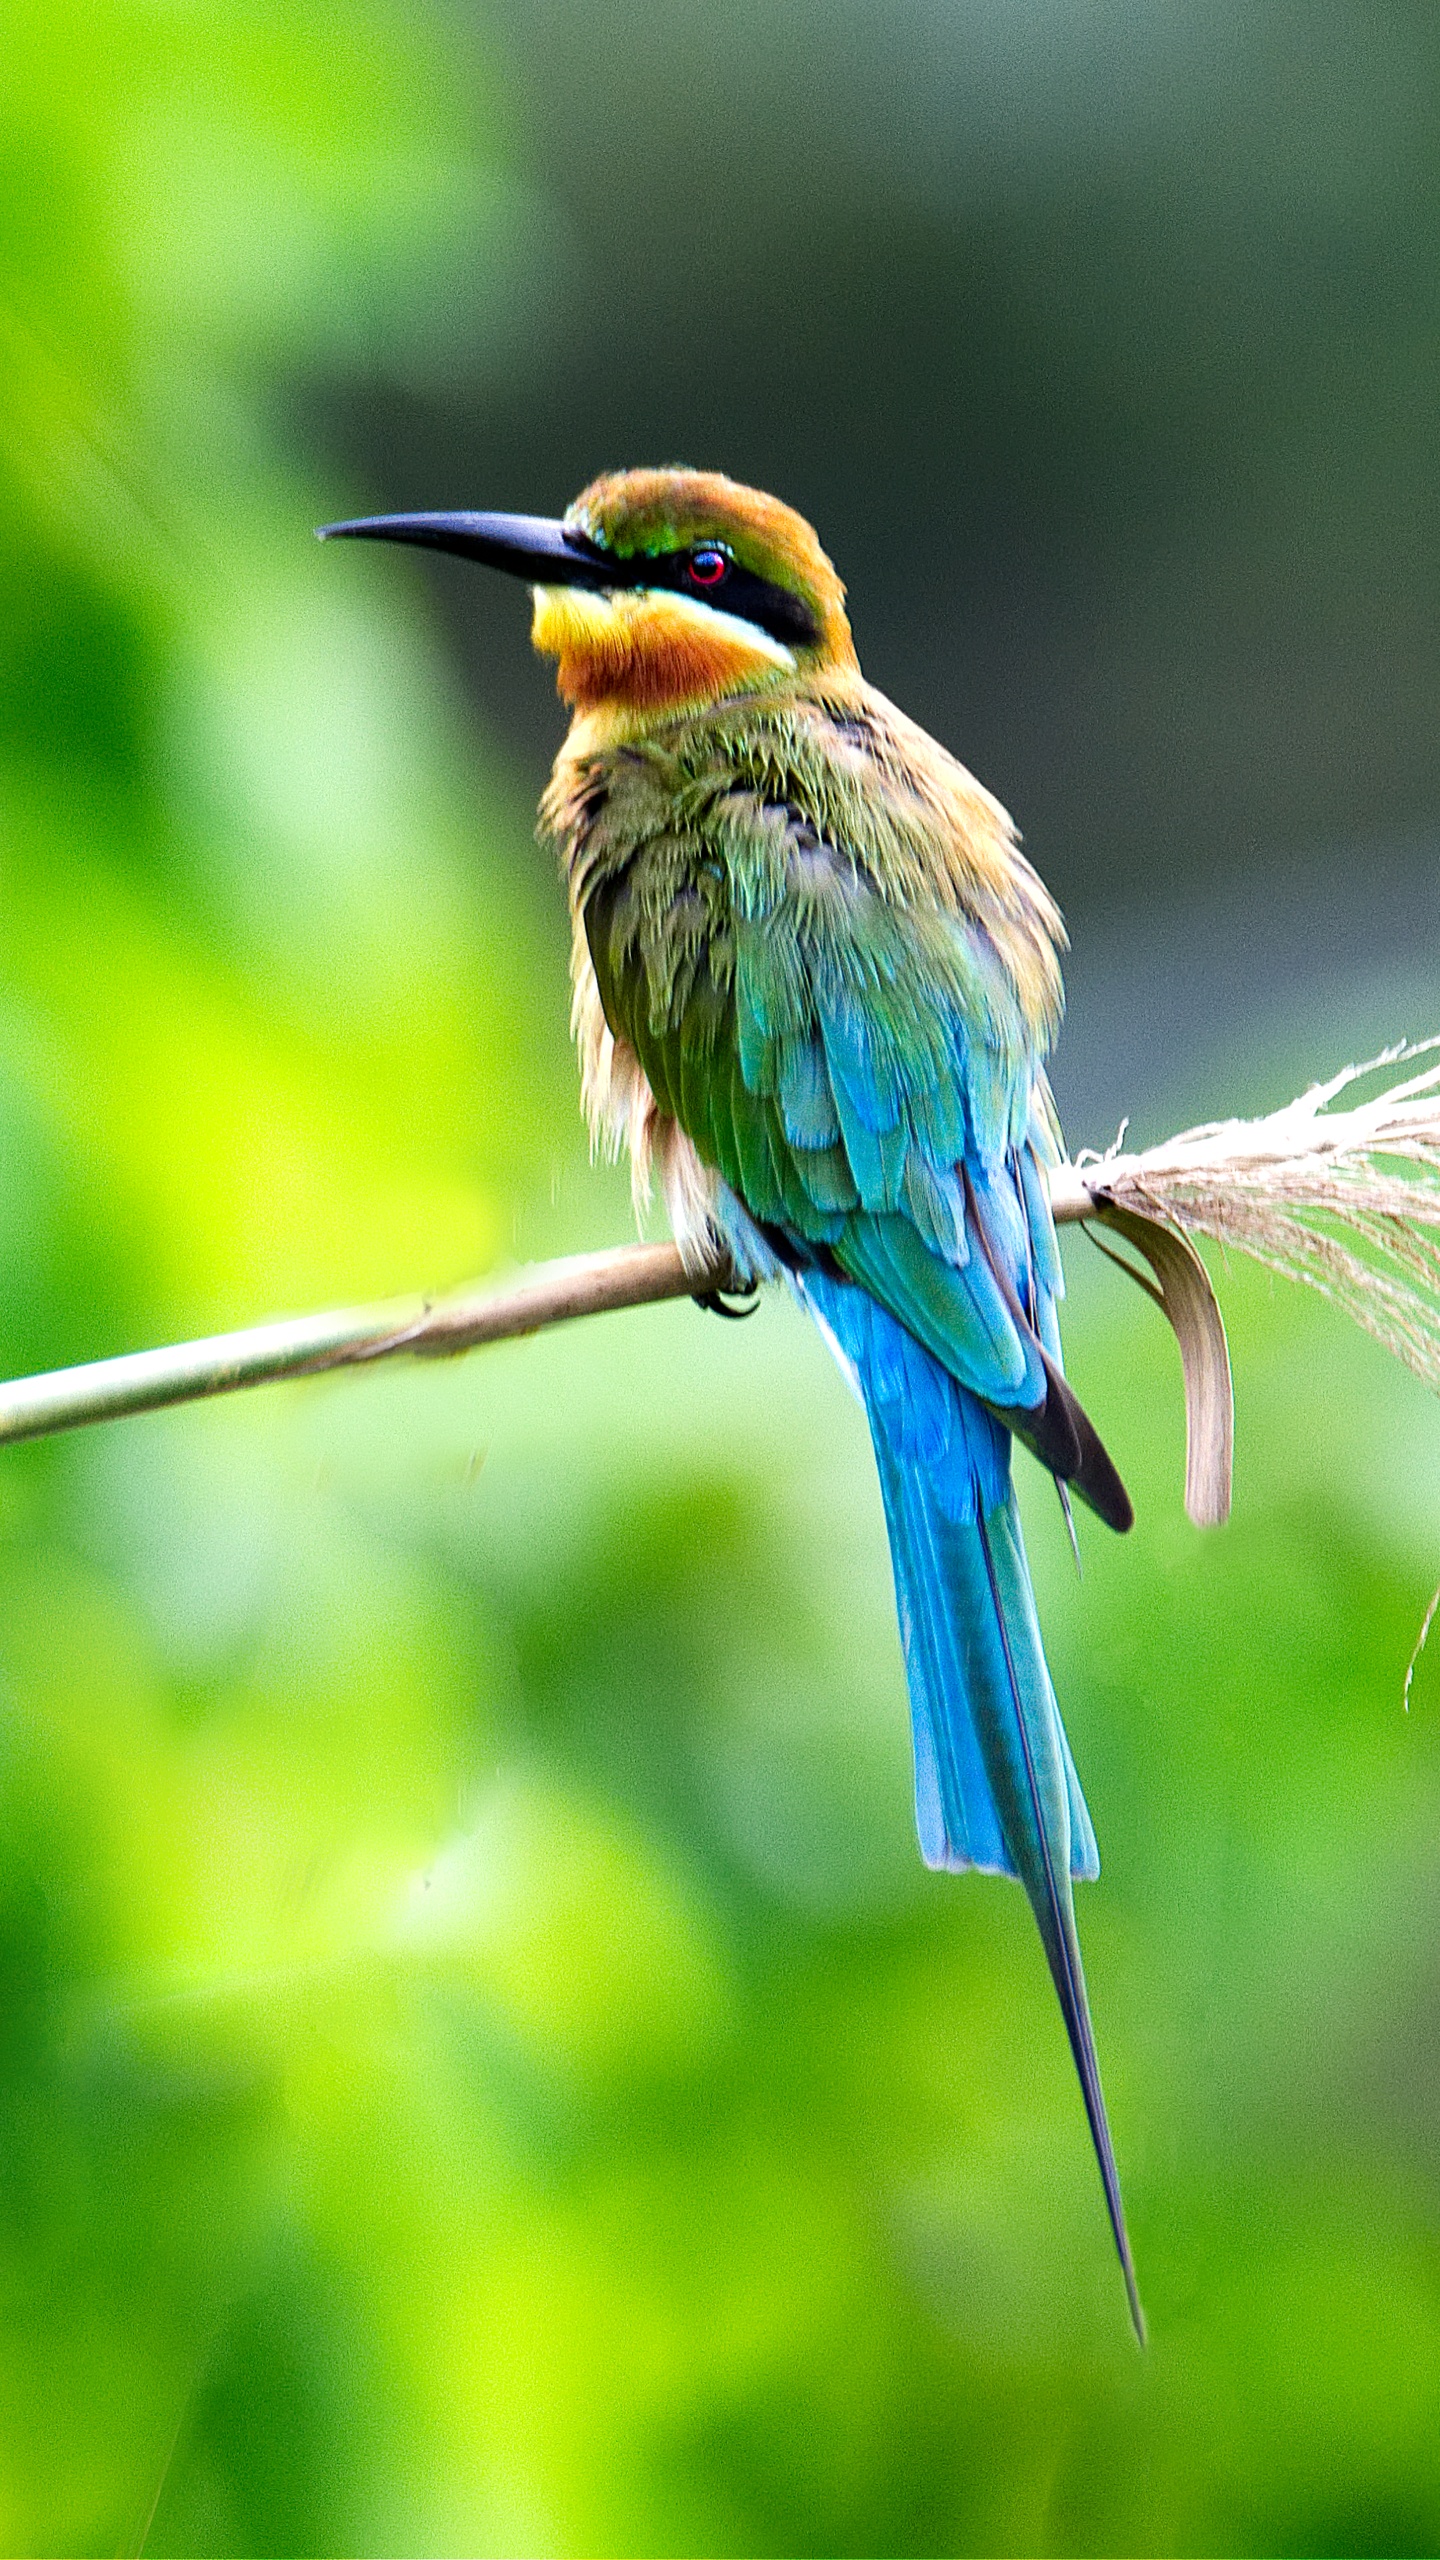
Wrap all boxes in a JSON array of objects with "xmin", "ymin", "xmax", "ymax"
[{"xmin": 687, "ymin": 544, "xmax": 731, "ymax": 589}]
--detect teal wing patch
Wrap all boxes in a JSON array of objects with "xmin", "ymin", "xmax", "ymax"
[{"xmin": 581, "ymin": 795, "xmax": 1072, "ymax": 1418}]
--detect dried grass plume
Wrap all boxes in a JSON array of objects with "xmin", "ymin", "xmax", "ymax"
[{"xmin": 1054, "ymin": 1041, "xmax": 1440, "ymax": 1525}]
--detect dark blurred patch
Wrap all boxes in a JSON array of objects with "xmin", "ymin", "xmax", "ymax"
[
  {"xmin": 0, "ymin": 527, "xmax": 162, "ymax": 815},
  {"xmin": 320, "ymin": 0, "xmax": 1440, "ymax": 930},
  {"xmin": 152, "ymin": 2236, "xmax": 384, "ymax": 2559}
]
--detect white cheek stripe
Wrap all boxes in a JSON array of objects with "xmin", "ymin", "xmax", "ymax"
[{"xmin": 531, "ymin": 583, "xmax": 797, "ymax": 673}]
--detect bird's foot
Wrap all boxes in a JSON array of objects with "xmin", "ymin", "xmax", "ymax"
[{"xmin": 691, "ymin": 1286, "xmax": 759, "ymax": 1320}]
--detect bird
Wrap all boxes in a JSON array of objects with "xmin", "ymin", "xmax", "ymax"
[{"xmin": 319, "ymin": 468, "xmax": 1144, "ymax": 2338}]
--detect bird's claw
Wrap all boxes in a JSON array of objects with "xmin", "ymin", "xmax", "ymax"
[{"xmin": 691, "ymin": 1286, "xmax": 759, "ymax": 1320}]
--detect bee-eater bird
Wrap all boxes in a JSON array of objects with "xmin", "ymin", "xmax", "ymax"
[{"xmin": 320, "ymin": 469, "xmax": 1143, "ymax": 2337}]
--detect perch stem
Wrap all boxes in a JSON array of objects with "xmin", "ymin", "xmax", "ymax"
[
  {"xmin": 0, "ymin": 1242, "xmax": 703, "ymax": 1446},
  {"xmin": 0, "ymin": 1174, "xmax": 1127, "ymax": 1449}
]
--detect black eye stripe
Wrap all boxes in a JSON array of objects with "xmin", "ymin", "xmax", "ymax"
[
  {"xmin": 675, "ymin": 560, "xmax": 818, "ymax": 646},
  {"xmin": 564, "ymin": 531, "xmax": 819, "ymax": 647}
]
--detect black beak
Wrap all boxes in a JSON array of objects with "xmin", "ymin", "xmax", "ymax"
[{"xmin": 316, "ymin": 509, "xmax": 615, "ymax": 588}]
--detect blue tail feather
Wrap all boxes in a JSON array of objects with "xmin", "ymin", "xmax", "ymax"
[
  {"xmin": 801, "ymin": 1268, "xmax": 1095, "ymax": 1880},
  {"xmin": 875, "ymin": 1434, "xmax": 1011, "ymax": 1872},
  {"xmin": 799, "ymin": 1267, "xmax": 1142, "ymax": 2338}
]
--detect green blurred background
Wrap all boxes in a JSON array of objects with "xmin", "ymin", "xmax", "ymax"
[{"xmin": 2, "ymin": 3, "xmax": 1440, "ymax": 2550}]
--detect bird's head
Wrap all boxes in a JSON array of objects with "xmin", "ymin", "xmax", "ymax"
[{"xmin": 320, "ymin": 467, "xmax": 858, "ymax": 730}]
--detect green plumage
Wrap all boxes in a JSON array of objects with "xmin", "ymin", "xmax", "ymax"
[{"xmin": 561, "ymin": 701, "xmax": 1050, "ymax": 1222}]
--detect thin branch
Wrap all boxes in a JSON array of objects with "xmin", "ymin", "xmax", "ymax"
[
  {"xmin": 5, "ymin": 1050, "xmax": 1440, "ymax": 1538},
  {"xmin": 0, "ymin": 1242, "xmax": 701, "ymax": 1447},
  {"xmin": 6, "ymin": 1201, "xmax": 1133, "ymax": 1450}
]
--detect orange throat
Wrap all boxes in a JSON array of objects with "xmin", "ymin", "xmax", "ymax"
[{"xmin": 530, "ymin": 583, "xmax": 806, "ymax": 722}]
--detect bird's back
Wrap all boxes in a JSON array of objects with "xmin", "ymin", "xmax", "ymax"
[{"xmin": 544, "ymin": 678, "xmax": 1066, "ymax": 1233}]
